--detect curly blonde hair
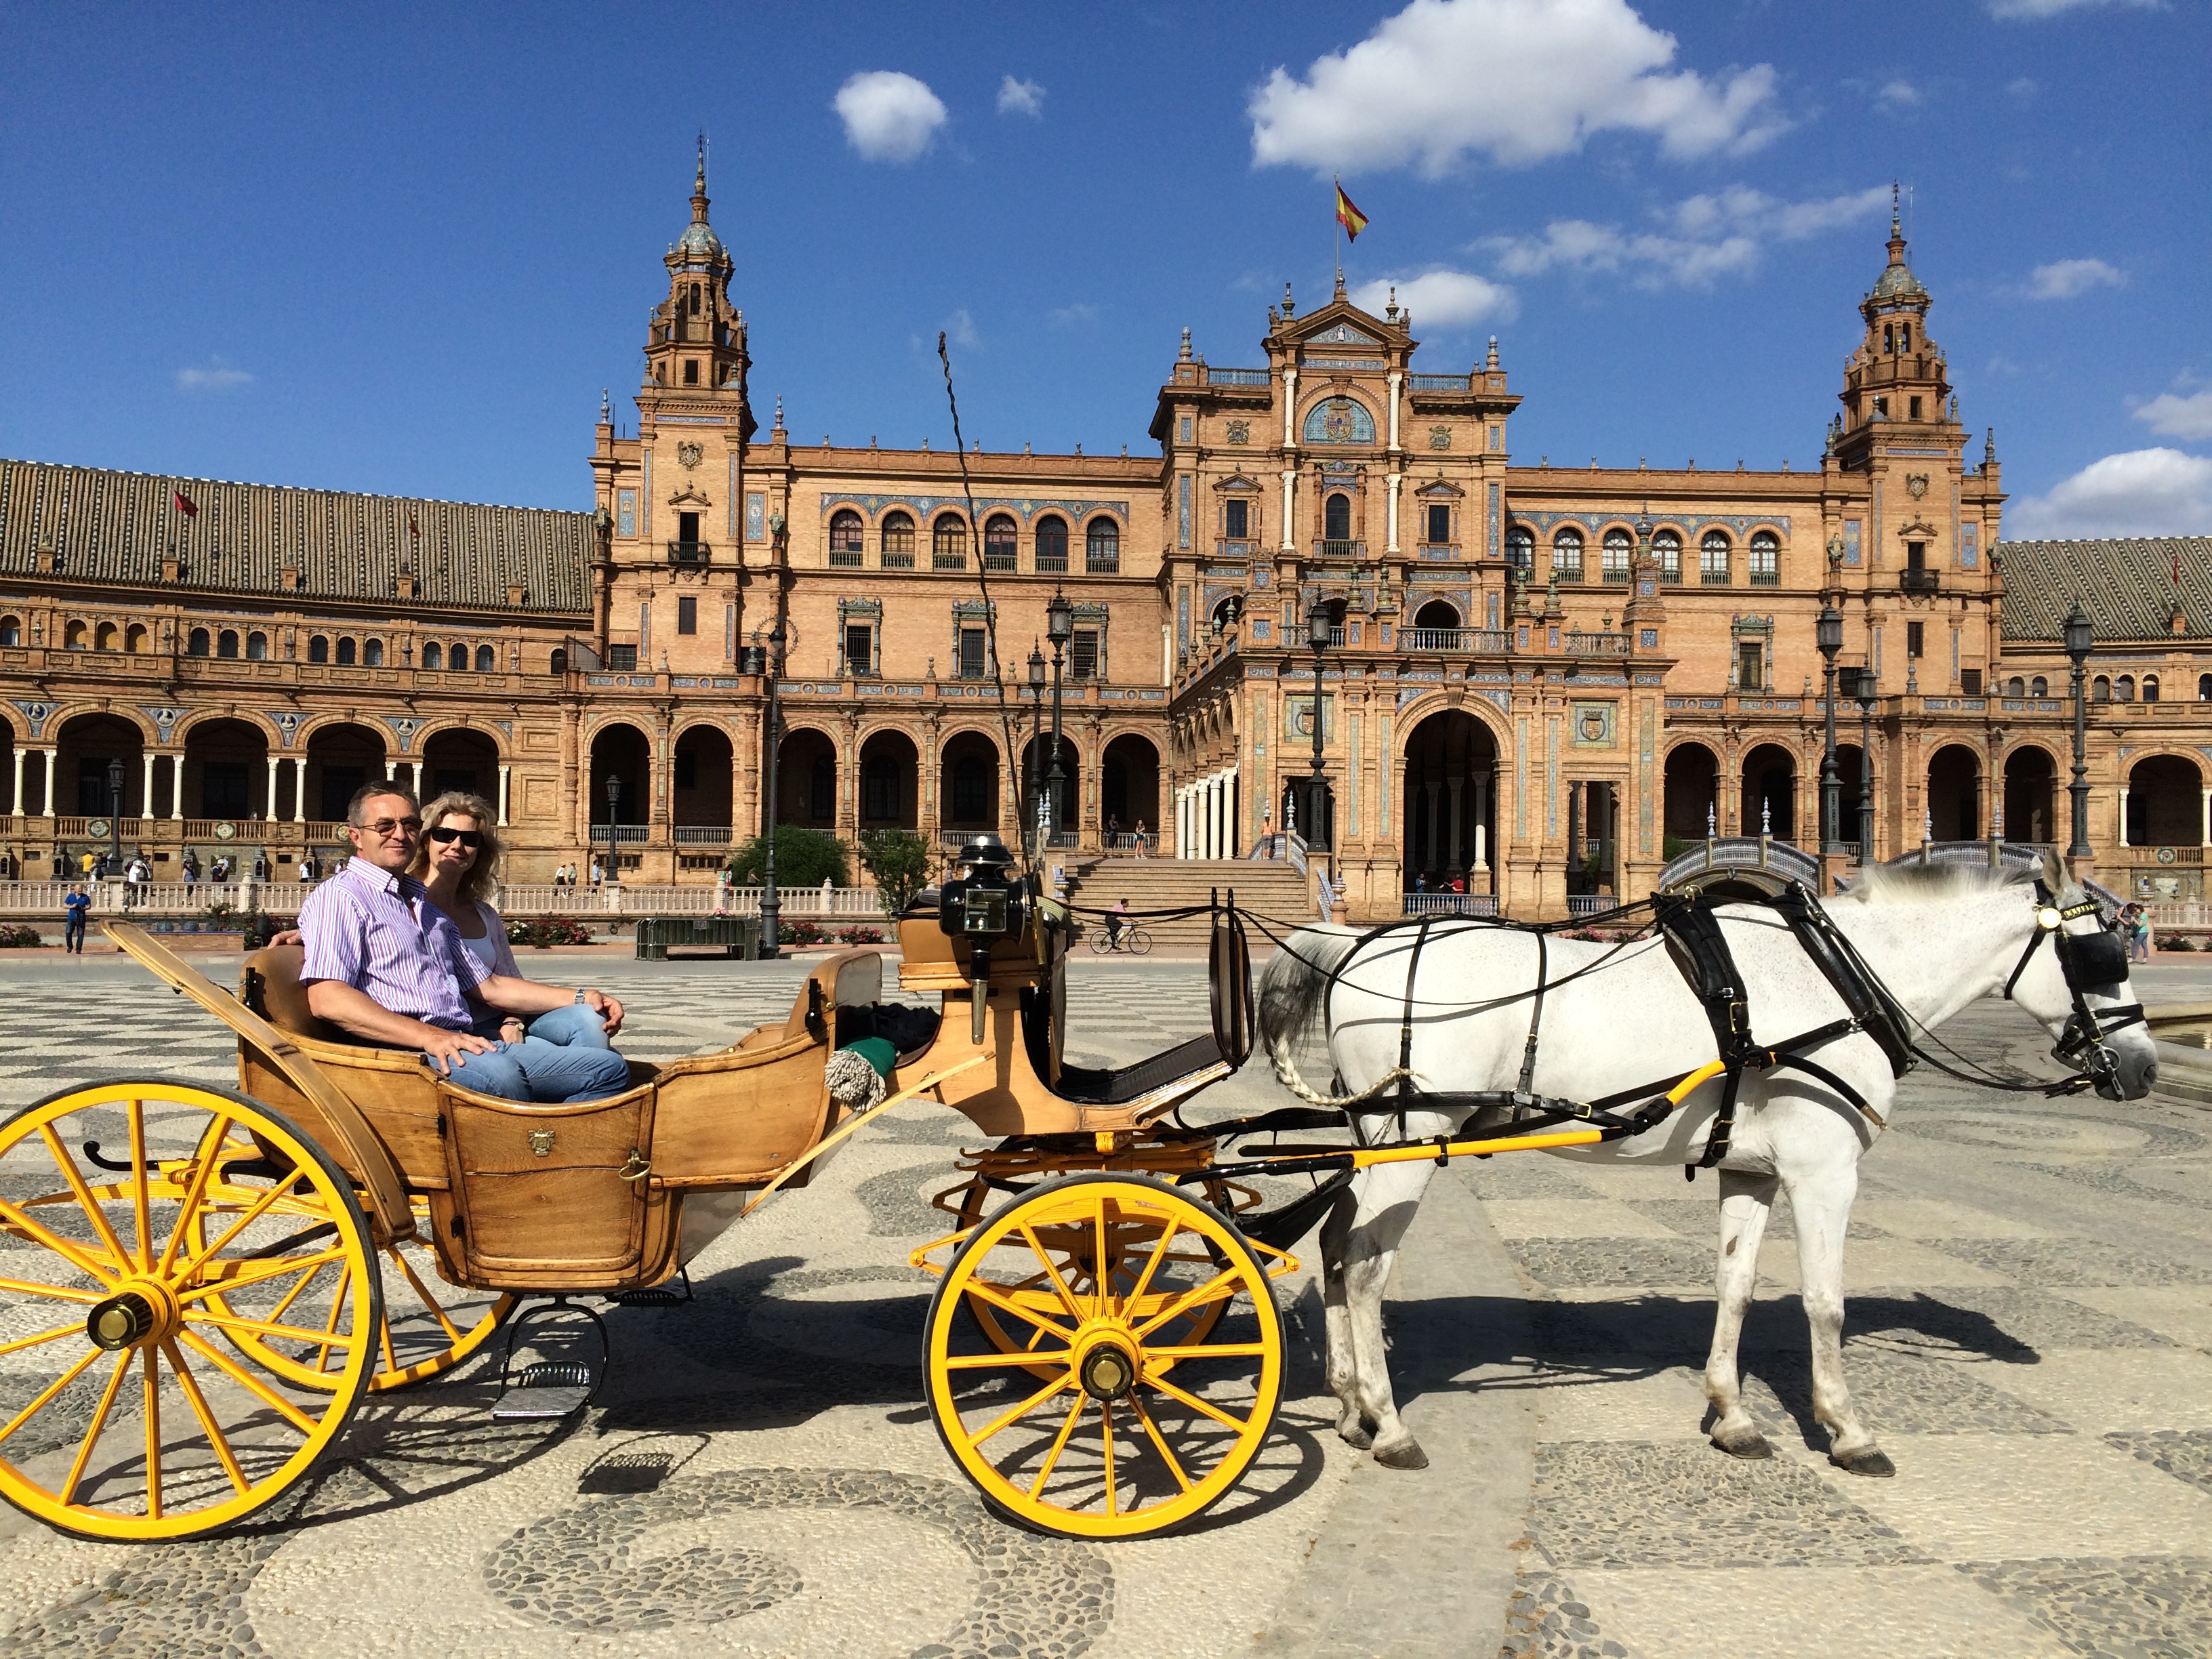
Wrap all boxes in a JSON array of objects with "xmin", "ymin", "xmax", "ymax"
[{"xmin": 407, "ymin": 792, "xmax": 504, "ymax": 906}]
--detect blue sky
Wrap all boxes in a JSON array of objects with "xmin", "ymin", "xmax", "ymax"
[{"xmin": 2, "ymin": 0, "xmax": 2206, "ymax": 536}]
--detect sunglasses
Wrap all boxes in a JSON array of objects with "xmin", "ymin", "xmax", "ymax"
[
  {"xmin": 360, "ymin": 817, "xmax": 422, "ymax": 838},
  {"xmin": 428, "ymin": 826, "xmax": 484, "ymax": 848}
]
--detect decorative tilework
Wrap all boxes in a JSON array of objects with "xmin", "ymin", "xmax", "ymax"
[
  {"xmin": 1639, "ymin": 701, "xmax": 1655, "ymax": 851},
  {"xmin": 1301, "ymin": 398, "xmax": 1376, "ymax": 445},
  {"xmin": 814, "ymin": 493, "xmax": 1129, "ymax": 525},
  {"xmin": 1515, "ymin": 716, "xmax": 1528, "ymax": 840},
  {"xmin": 1179, "ymin": 475, "xmax": 1191, "ymax": 549},
  {"xmin": 745, "ymin": 492, "xmax": 764, "ymax": 542},
  {"xmin": 1545, "ymin": 714, "xmax": 1559, "ymax": 837},
  {"xmin": 1845, "ymin": 518, "xmax": 1861, "ymax": 566},
  {"xmin": 617, "ymin": 489, "xmax": 637, "ymax": 539},
  {"xmin": 1488, "ymin": 483, "xmax": 1500, "ymax": 558}
]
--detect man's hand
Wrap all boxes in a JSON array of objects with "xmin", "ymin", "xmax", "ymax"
[
  {"xmin": 419, "ymin": 1026, "xmax": 499, "ymax": 1076},
  {"xmin": 580, "ymin": 988, "xmax": 626, "ymax": 1037},
  {"xmin": 267, "ymin": 928, "xmax": 304, "ymax": 947}
]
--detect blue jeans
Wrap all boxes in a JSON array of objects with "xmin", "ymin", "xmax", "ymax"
[{"xmin": 437, "ymin": 1005, "xmax": 629, "ymax": 1103}]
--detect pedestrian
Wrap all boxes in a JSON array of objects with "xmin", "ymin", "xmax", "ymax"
[
  {"xmin": 1132, "ymin": 818, "xmax": 1148, "ymax": 859},
  {"xmin": 298, "ymin": 853, "xmax": 314, "ymax": 884},
  {"xmin": 1106, "ymin": 812, "xmax": 1120, "ymax": 850},
  {"xmin": 2133, "ymin": 904, "xmax": 2153, "ymax": 962},
  {"xmin": 182, "ymin": 848, "xmax": 199, "ymax": 894},
  {"xmin": 62, "ymin": 884, "xmax": 89, "ymax": 954},
  {"xmin": 89, "ymin": 851, "xmax": 106, "ymax": 881},
  {"xmin": 590, "ymin": 857, "xmax": 602, "ymax": 888}
]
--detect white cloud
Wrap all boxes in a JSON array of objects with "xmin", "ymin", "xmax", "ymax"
[
  {"xmin": 833, "ymin": 70, "xmax": 947, "ymax": 163},
  {"xmin": 944, "ymin": 308, "xmax": 979, "ymax": 348},
  {"xmin": 996, "ymin": 75, "xmax": 1044, "ymax": 117},
  {"xmin": 2010, "ymin": 448, "xmax": 2212, "ymax": 537},
  {"xmin": 1874, "ymin": 78, "xmax": 1923, "ymax": 112},
  {"xmin": 176, "ymin": 357, "xmax": 251, "ymax": 392},
  {"xmin": 2006, "ymin": 76, "xmax": 2039, "ymax": 97},
  {"xmin": 1351, "ymin": 268, "xmax": 1519, "ymax": 327},
  {"xmin": 1988, "ymin": 0, "xmax": 2157, "ymax": 18},
  {"xmin": 1048, "ymin": 302, "xmax": 1099, "ymax": 328},
  {"xmin": 2135, "ymin": 390, "xmax": 2212, "ymax": 442},
  {"xmin": 1486, "ymin": 183, "xmax": 1888, "ymax": 289},
  {"xmin": 1248, "ymin": 0, "xmax": 1787, "ymax": 178},
  {"xmin": 2022, "ymin": 257, "xmax": 2125, "ymax": 299}
]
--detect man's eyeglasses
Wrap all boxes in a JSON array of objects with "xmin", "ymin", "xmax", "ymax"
[
  {"xmin": 358, "ymin": 817, "xmax": 422, "ymax": 838},
  {"xmin": 428, "ymin": 827, "xmax": 484, "ymax": 849}
]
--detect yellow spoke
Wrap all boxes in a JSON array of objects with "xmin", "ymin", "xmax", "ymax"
[
  {"xmin": 1143, "ymin": 1370, "xmax": 1255, "ymax": 1433},
  {"xmin": 60, "ymin": 1351, "xmax": 132, "ymax": 1508},
  {"xmin": 176, "ymin": 1332, "xmax": 319, "ymax": 1435},
  {"xmin": 968, "ymin": 1370, "xmax": 1075, "ymax": 1448},
  {"xmin": 36, "ymin": 1125, "xmax": 135, "ymax": 1271},
  {"xmin": 161, "ymin": 1340, "xmax": 247, "ymax": 1496},
  {"xmin": 388, "ymin": 1249, "xmax": 462, "ymax": 1342},
  {"xmin": 1128, "ymin": 1391, "xmax": 1192, "ymax": 1493},
  {"xmin": 379, "ymin": 1314, "xmax": 398, "ymax": 1376},
  {"xmin": 172, "ymin": 1177, "xmax": 295, "ymax": 1283},
  {"xmin": 266, "ymin": 1256, "xmax": 333, "ymax": 1326},
  {"xmin": 0, "ymin": 1346, "xmax": 102, "ymax": 1449},
  {"xmin": 1027, "ymin": 1393, "xmax": 1088, "ymax": 1498},
  {"xmin": 1016, "ymin": 1225, "xmax": 1085, "ymax": 1321},
  {"xmin": 315, "ymin": 1269, "xmax": 351, "ymax": 1374},
  {"xmin": 1092, "ymin": 1206, "xmax": 1111, "ymax": 1319},
  {"xmin": 174, "ymin": 1245, "xmax": 350, "ymax": 1306},
  {"xmin": 154, "ymin": 1115, "xmax": 232, "ymax": 1277},
  {"xmin": 942, "ymin": 1348, "xmax": 1073, "ymax": 1371},
  {"xmin": 0, "ymin": 1195, "xmax": 121, "ymax": 1290},
  {"xmin": 0, "ymin": 1320, "xmax": 91, "ymax": 1359},
  {"xmin": 1143, "ymin": 1342, "xmax": 1268, "ymax": 1361},
  {"xmin": 141, "ymin": 1346, "xmax": 162, "ymax": 1521},
  {"xmin": 127, "ymin": 1100, "xmax": 152, "ymax": 1273},
  {"xmin": 1101, "ymin": 1398, "xmax": 1118, "ymax": 1516},
  {"xmin": 0, "ymin": 1275, "xmax": 104, "ymax": 1307},
  {"xmin": 959, "ymin": 1277, "xmax": 1076, "ymax": 1343},
  {"xmin": 183, "ymin": 1307, "xmax": 362, "ymax": 1349},
  {"xmin": 1134, "ymin": 1264, "xmax": 1242, "ymax": 1340},
  {"xmin": 1121, "ymin": 1216, "xmax": 1180, "ymax": 1315}
]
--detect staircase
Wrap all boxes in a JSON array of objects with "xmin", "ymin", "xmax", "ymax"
[{"xmin": 1059, "ymin": 857, "xmax": 1313, "ymax": 949}]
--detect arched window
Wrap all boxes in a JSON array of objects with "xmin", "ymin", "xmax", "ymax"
[
  {"xmin": 2144, "ymin": 675, "xmax": 2160, "ymax": 702},
  {"xmin": 217, "ymin": 629, "xmax": 239, "ymax": 658},
  {"xmin": 1551, "ymin": 529, "xmax": 1583, "ymax": 581},
  {"xmin": 306, "ymin": 634, "xmax": 328, "ymax": 663},
  {"xmin": 2201, "ymin": 673, "xmax": 2212, "ymax": 701},
  {"xmin": 1086, "ymin": 517, "xmax": 1120, "ymax": 573},
  {"xmin": 422, "ymin": 642, "xmax": 442, "ymax": 670},
  {"xmin": 94, "ymin": 621, "xmax": 118, "ymax": 651},
  {"xmin": 1700, "ymin": 530, "xmax": 1732, "ymax": 585},
  {"xmin": 188, "ymin": 627, "xmax": 211, "ymax": 656},
  {"xmin": 64, "ymin": 619, "xmax": 87, "ymax": 649},
  {"xmin": 1412, "ymin": 599, "xmax": 1462, "ymax": 634},
  {"xmin": 1602, "ymin": 529, "xmax": 1633, "ymax": 583},
  {"xmin": 2116, "ymin": 675, "xmax": 2135, "ymax": 702},
  {"xmin": 1034, "ymin": 514, "xmax": 1069, "ymax": 573},
  {"xmin": 1748, "ymin": 531, "xmax": 1780, "ymax": 586},
  {"xmin": 828, "ymin": 509, "xmax": 864, "ymax": 567},
  {"xmin": 246, "ymin": 631, "xmax": 268, "ymax": 661},
  {"xmin": 1504, "ymin": 525, "xmax": 1534, "ymax": 572},
  {"xmin": 0, "ymin": 615, "xmax": 18, "ymax": 647},
  {"xmin": 1323, "ymin": 493, "xmax": 1351, "ymax": 544},
  {"xmin": 476, "ymin": 644, "xmax": 495, "ymax": 672},
  {"xmin": 932, "ymin": 514, "xmax": 968, "ymax": 569},
  {"xmin": 2030, "ymin": 675, "xmax": 2048, "ymax": 697},
  {"xmin": 1653, "ymin": 529, "xmax": 1682, "ymax": 583},
  {"xmin": 445, "ymin": 642, "xmax": 467, "ymax": 671},
  {"xmin": 125, "ymin": 623, "xmax": 147, "ymax": 654},
  {"xmin": 549, "ymin": 648, "xmax": 567, "ymax": 676},
  {"xmin": 363, "ymin": 638, "xmax": 383, "ymax": 666},
  {"xmin": 2006, "ymin": 677, "xmax": 2025, "ymax": 697},
  {"xmin": 983, "ymin": 514, "xmax": 1018, "ymax": 571},
  {"xmin": 880, "ymin": 510, "xmax": 916, "ymax": 568},
  {"xmin": 2092, "ymin": 675, "xmax": 2111, "ymax": 701},
  {"xmin": 335, "ymin": 636, "xmax": 356, "ymax": 666}
]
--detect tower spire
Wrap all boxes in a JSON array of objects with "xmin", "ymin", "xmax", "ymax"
[{"xmin": 692, "ymin": 132, "xmax": 710, "ymax": 222}]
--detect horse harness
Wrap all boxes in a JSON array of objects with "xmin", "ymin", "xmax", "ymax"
[{"xmin": 1995, "ymin": 888, "xmax": 2145, "ymax": 1096}]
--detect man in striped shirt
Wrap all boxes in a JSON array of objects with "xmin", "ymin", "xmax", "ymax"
[{"xmin": 298, "ymin": 783, "xmax": 630, "ymax": 1103}]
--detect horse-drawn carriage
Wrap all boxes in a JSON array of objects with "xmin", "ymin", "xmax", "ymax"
[{"xmin": 0, "ymin": 838, "xmax": 1307, "ymax": 1544}]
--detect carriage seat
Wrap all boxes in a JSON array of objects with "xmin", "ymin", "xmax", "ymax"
[{"xmin": 241, "ymin": 946, "xmax": 345, "ymax": 1044}]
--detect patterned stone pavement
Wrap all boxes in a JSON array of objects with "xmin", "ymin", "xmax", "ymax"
[{"xmin": 0, "ymin": 949, "xmax": 2207, "ymax": 1656}]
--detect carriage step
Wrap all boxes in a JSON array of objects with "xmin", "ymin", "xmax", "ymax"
[
  {"xmin": 609, "ymin": 1267, "xmax": 693, "ymax": 1308},
  {"xmin": 490, "ymin": 1360, "xmax": 596, "ymax": 1420}
]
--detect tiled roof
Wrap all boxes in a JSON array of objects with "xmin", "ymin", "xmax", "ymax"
[
  {"xmin": 0, "ymin": 459, "xmax": 592, "ymax": 615},
  {"xmin": 1998, "ymin": 537, "xmax": 2212, "ymax": 643}
]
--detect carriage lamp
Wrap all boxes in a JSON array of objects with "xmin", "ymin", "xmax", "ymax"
[
  {"xmin": 603, "ymin": 773, "xmax": 622, "ymax": 891},
  {"xmin": 1816, "ymin": 605, "xmax": 1843, "ymax": 857},
  {"xmin": 106, "ymin": 756, "xmax": 124, "ymax": 870},
  {"xmin": 2064, "ymin": 600, "xmax": 2093, "ymax": 860}
]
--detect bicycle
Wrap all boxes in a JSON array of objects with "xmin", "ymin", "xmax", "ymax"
[{"xmin": 1089, "ymin": 920, "xmax": 1152, "ymax": 955}]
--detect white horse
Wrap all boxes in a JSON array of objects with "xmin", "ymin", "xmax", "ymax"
[{"xmin": 1255, "ymin": 855, "xmax": 2157, "ymax": 1475}]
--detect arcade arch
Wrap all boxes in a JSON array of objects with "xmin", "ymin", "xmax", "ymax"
[
  {"xmin": 857, "ymin": 729, "xmax": 919, "ymax": 831},
  {"xmin": 1401, "ymin": 710, "xmax": 1496, "ymax": 888},
  {"xmin": 2126, "ymin": 754, "xmax": 2203, "ymax": 848},
  {"xmin": 1925, "ymin": 743, "xmax": 1982, "ymax": 840},
  {"xmin": 1663, "ymin": 742, "xmax": 1719, "ymax": 842}
]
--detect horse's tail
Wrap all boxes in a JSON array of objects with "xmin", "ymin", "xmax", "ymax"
[{"xmin": 1256, "ymin": 926, "xmax": 1414, "ymax": 1108}]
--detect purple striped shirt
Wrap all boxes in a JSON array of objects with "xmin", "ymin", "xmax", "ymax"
[{"xmin": 298, "ymin": 857, "xmax": 488, "ymax": 1031}]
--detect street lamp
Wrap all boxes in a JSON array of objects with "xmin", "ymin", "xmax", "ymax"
[
  {"xmin": 1026, "ymin": 641, "xmax": 1047, "ymax": 858},
  {"xmin": 1307, "ymin": 598, "xmax": 1332, "ymax": 851},
  {"xmin": 603, "ymin": 773, "xmax": 621, "ymax": 892},
  {"xmin": 2064, "ymin": 599, "xmax": 2094, "ymax": 861},
  {"xmin": 1816, "ymin": 604, "xmax": 1843, "ymax": 856},
  {"xmin": 760, "ymin": 619, "xmax": 787, "ymax": 958},
  {"xmin": 105, "ymin": 756, "xmax": 124, "ymax": 875},
  {"xmin": 1851, "ymin": 664, "xmax": 1877, "ymax": 862},
  {"xmin": 1045, "ymin": 588, "xmax": 1073, "ymax": 846}
]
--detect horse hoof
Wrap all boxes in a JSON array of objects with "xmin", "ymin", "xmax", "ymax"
[
  {"xmin": 1711, "ymin": 1428, "xmax": 1774, "ymax": 1460},
  {"xmin": 1374, "ymin": 1439, "xmax": 1429, "ymax": 1470},
  {"xmin": 1339, "ymin": 1419, "xmax": 1374, "ymax": 1450},
  {"xmin": 1830, "ymin": 1446, "xmax": 1896, "ymax": 1478}
]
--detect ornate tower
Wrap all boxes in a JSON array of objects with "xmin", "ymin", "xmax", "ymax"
[
  {"xmin": 1832, "ymin": 188, "xmax": 1953, "ymax": 469},
  {"xmin": 640, "ymin": 141, "xmax": 752, "ymax": 423}
]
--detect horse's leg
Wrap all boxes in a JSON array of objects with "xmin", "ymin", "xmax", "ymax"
[
  {"xmin": 1788, "ymin": 1161, "xmax": 1892, "ymax": 1476},
  {"xmin": 1317, "ymin": 1175, "xmax": 1368, "ymax": 1447},
  {"xmin": 1705, "ymin": 1168, "xmax": 1779, "ymax": 1459},
  {"xmin": 1339, "ymin": 1159, "xmax": 1437, "ymax": 1469}
]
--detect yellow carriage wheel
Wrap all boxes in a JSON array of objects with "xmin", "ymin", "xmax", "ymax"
[
  {"xmin": 925, "ymin": 1172, "xmax": 1282, "ymax": 1540},
  {"xmin": 0, "ymin": 1081, "xmax": 380, "ymax": 1540}
]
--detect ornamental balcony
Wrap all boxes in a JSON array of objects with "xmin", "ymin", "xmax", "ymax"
[
  {"xmin": 667, "ymin": 539, "xmax": 712, "ymax": 568},
  {"xmin": 1900, "ymin": 568, "xmax": 1940, "ymax": 595}
]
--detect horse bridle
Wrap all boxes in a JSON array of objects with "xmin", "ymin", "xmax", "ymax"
[{"xmin": 2001, "ymin": 884, "xmax": 2146, "ymax": 1092}]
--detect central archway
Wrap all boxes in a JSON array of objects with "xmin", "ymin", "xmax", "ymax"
[
  {"xmin": 2003, "ymin": 747, "xmax": 2054, "ymax": 844},
  {"xmin": 940, "ymin": 732, "xmax": 1002, "ymax": 836},
  {"xmin": 1663, "ymin": 742, "xmax": 1718, "ymax": 844},
  {"xmin": 858, "ymin": 729, "xmax": 919, "ymax": 831},
  {"xmin": 1101, "ymin": 734, "xmax": 1160, "ymax": 844},
  {"xmin": 303, "ymin": 722, "xmax": 386, "ymax": 826},
  {"xmin": 1401, "ymin": 710, "xmax": 1496, "ymax": 890},
  {"xmin": 1926, "ymin": 743, "xmax": 1981, "ymax": 840},
  {"xmin": 1741, "ymin": 743, "xmax": 1796, "ymax": 842}
]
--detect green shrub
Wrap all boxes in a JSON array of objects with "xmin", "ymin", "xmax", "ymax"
[
  {"xmin": 506, "ymin": 916, "xmax": 595, "ymax": 949},
  {"xmin": 0, "ymin": 924, "xmax": 45, "ymax": 948},
  {"xmin": 727, "ymin": 826, "xmax": 850, "ymax": 889},
  {"xmin": 778, "ymin": 920, "xmax": 826, "ymax": 946},
  {"xmin": 857, "ymin": 829, "xmax": 933, "ymax": 916}
]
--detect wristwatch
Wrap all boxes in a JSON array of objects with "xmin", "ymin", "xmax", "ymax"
[{"xmin": 574, "ymin": 988, "xmax": 590, "ymax": 1005}]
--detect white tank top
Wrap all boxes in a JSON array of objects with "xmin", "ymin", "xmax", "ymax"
[{"xmin": 462, "ymin": 928, "xmax": 500, "ymax": 973}]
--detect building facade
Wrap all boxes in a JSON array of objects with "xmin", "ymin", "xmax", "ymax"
[{"xmin": 3, "ymin": 165, "xmax": 2207, "ymax": 912}]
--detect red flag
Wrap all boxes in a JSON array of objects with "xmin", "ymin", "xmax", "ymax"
[
  {"xmin": 1334, "ymin": 178, "xmax": 1369, "ymax": 242},
  {"xmin": 173, "ymin": 490, "xmax": 198, "ymax": 517}
]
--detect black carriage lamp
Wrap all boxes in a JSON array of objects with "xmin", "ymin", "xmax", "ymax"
[
  {"xmin": 1816, "ymin": 604, "xmax": 1844, "ymax": 858},
  {"xmin": 1045, "ymin": 590, "xmax": 1072, "ymax": 842},
  {"xmin": 603, "ymin": 772, "xmax": 622, "ymax": 890},
  {"xmin": 2064, "ymin": 598, "xmax": 2094, "ymax": 861},
  {"xmin": 1851, "ymin": 663, "xmax": 1878, "ymax": 862},
  {"xmin": 760, "ymin": 619, "xmax": 788, "ymax": 958},
  {"xmin": 105, "ymin": 756, "xmax": 124, "ymax": 871},
  {"xmin": 1026, "ymin": 641, "xmax": 1048, "ymax": 857},
  {"xmin": 1307, "ymin": 599, "xmax": 1332, "ymax": 849}
]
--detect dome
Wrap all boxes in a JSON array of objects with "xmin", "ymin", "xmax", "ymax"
[
  {"xmin": 1871, "ymin": 260, "xmax": 1923, "ymax": 299},
  {"xmin": 676, "ymin": 218, "xmax": 724, "ymax": 260}
]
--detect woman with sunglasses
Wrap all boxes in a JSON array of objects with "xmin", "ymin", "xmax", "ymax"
[{"xmin": 409, "ymin": 792, "xmax": 625, "ymax": 1052}]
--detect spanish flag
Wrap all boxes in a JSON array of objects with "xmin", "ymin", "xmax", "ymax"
[{"xmin": 1334, "ymin": 178, "xmax": 1368, "ymax": 243}]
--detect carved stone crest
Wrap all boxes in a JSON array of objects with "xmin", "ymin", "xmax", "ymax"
[
  {"xmin": 1906, "ymin": 472, "xmax": 1929, "ymax": 499},
  {"xmin": 1225, "ymin": 419, "xmax": 1250, "ymax": 445},
  {"xmin": 1428, "ymin": 426, "xmax": 1452, "ymax": 451},
  {"xmin": 676, "ymin": 441, "xmax": 703, "ymax": 470}
]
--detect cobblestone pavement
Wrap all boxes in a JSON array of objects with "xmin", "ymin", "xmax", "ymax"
[{"xmin": 0, "ymin": 950, "xmax": 2207, "ymax": 1656}]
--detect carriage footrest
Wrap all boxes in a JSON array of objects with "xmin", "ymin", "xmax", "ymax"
[{"xmin": 490, "ymin": 1360, "xmax": 596, "ymax": 1420}]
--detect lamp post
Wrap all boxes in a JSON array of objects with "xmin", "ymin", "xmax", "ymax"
[
  {"xmin": 1307, "ymin": 599, "xmax": 1332, "ymax": 851},
  {"xmin": 602, "ymin": 773, "xmax": 621, "ymax": 897},
  {"xmin": 1046, "ymin": 588, "xmax": 1072, "ymax": 847},
  {"xmin": 1816, "ymin": 604, "xmax": 1843, "ymax": 855},
  {"xmin": 2064, "ymin": 600, "xmax": 2094, "ymax": 862},
  {"xmin": 105, "ymin": 756, "xmax": 123, "ymax": 882},
  {"xmin": 1026, "ymin": 642, "xmax": 1047, "ymax": 859},
  {"xmin": 1853, "ymin": 665, "xmax": 1877, "ymax": 862},
  {"xmin": 760, "ymin": 619, "xmax": 787, "ymax": 958}
]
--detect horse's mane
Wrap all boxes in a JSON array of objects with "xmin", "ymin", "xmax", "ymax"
[{"xmin": 1835, "ymin": 860, "xmax": 2036, "ymax": 906}]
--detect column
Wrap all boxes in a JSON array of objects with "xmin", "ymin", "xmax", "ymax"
[
  {"xmin": 1568, "ymin": 781, "xmax": 1583, "ymax": 871},
  {"xmin": 265, "ymin": 756, "xmax": 280, "ymax": 822},
  {"xmin": 41, "ymin": 749, "xmax": 56, "ymax": 817},
  {"xmin": 410, "ymin": 760, "xmax": 424, "ymax": 800},
  {"xmin": 1472, "ymin": 775, "xmax": 1490, "ymax": 870},
  {"xmin": 1446, "ymin": 779, "xmax": 1465, "ymax": 874},
  {"xmin": 10, "ymin": 745, "xmax": 23, "ymax": 816},
  {"xmin": 1279, "ymin": 471, "xmax": 1297, "ymax": 554},
  {"xmin": 1281, "ymin": 369, "xmax": 1298, "ymax": 449},
  {"xmin": 497, "ymin": 764, "xmax": 512, "ymax": 827},
  {"xmin": 169, "ymin": 756, "xmax": 183, "ymax": 819},
  {"xmin": 1386, "ymin": 472, "xmax": 1402, "ymax": 555},
  {"xmin": 2200, "ymin": 785, "xmax": 2209, "ymax": 848},
  {"xmin": 1387, "ymin": 369, "xmax": 1403, "ymax": 451},
  {"xmin": 140, "ymin": 753, "xmax": 155, "ymax": 822},
  {"xmin": 293, "ymin": 758, "xmax": 306, "ymax": 823}
]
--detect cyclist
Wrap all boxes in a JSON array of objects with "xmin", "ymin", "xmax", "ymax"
[{"xmin": 1105, "ymin": 897, "xmax": 1130, "ymax": 949}]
